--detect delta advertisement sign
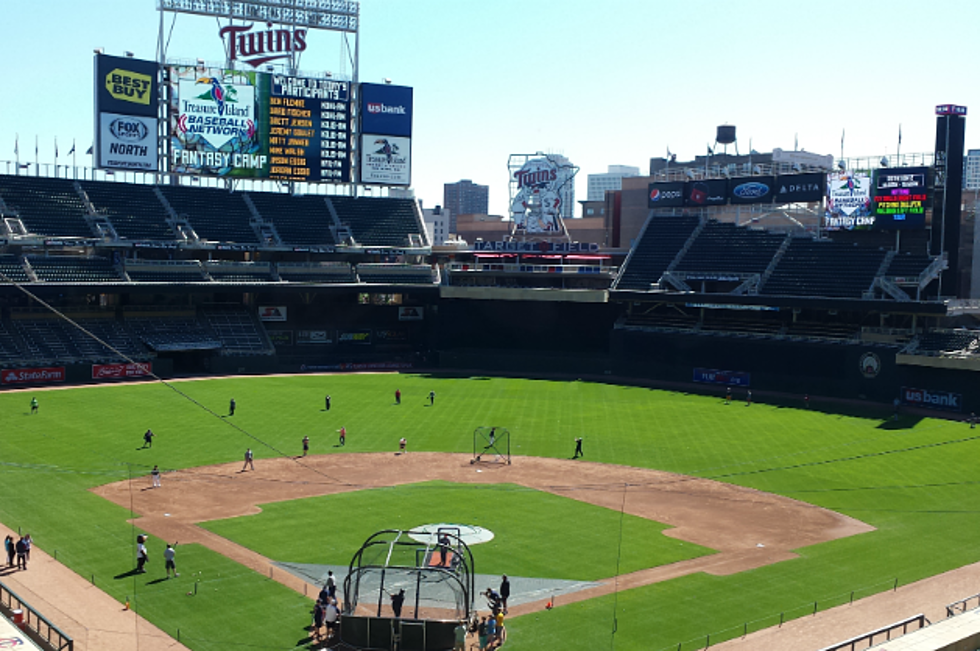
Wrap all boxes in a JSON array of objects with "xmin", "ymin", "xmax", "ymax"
[
  {"xmin": 901, "ymin": 386, "xmax": 962, "ymax": 412},
  {"xmin": 1, "ymin": 367, "xmax": 66, "ymax": 385},
  {"xmin": 92, "ymin": 363, "xmax": 153, "ymax": 380}
]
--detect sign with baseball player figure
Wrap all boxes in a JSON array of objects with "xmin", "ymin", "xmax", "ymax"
[{"xmin": 508, "ymin": 153, "xmax": 578, "ymax": 238}]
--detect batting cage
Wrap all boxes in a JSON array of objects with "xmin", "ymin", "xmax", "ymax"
[
  {"xmin": 471, "ymin": 426, "xmax": 511, "ymax": 466},
  {"xmin": 340, "ymin": 528, "xmax": 475, "ymax": 651}
]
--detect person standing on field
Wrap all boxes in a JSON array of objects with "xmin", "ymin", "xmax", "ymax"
[
  {"xmin": 164, "ymin": 542, "xmax": 178, "ymax": 578},
  {"xmin": 302, "ymin": 435, "xmax": 310, "ymax": 456},
  {"xmin": 325, "ymin": 395, "xmax": 331, "ymax": 411},
  {"xmin": 243, "ymin": 448, "xmax": 254, "ymax": 471},
  {"xmin": 229, "ymin": 398, "xmax": 236, "ymax": 417},
  {"xmin": 337, "ymin": 427, "xmax": 346, "ymax": 446},
  {"xmin": 30, "ymin": 397, "xmax": 38, "ymax": 414},
  {"xmin": 151, "ymin": 465, "xmax": 161, "ymax": 488},
  {"xmin": 395, "ymin": 389, "xmax": 401, "ymax": 405},
  {"xmin": 573, "ymin": 437, "xmax": 583, "ymax": 459}
]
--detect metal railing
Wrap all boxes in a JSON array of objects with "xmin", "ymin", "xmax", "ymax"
[
  {"xmin": 816, "ymin": 614, "xmax": 927, "ymax": 651},
  {"xmin": 0, "ymin": 580, "xmax": 73, "ymax": 651}
]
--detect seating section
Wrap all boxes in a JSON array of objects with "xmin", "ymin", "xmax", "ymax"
[
  {"xmin": 277, "ymin": 263, "xmax": 355, "ymax": 283},
  {"xmin": 125, "ymin": 261, "xmax": 207, "ymax": 283},
  {"xmin": 915, "ymin": 330, "xmax": 980, "ymax": 356},
  {"xmin": 12, "ymin": 316, "xmax": 148, "ymax": 362},
  {"xmin": 80, "ymin": 180, "xmax": 174, "ymax": 240},
  {"xmin": 126, "ymin": 314, "xmax": 221, "ymax": 352},
  {"xmin": 885, "ymin": 252, "xmax": 933, "ymax": 280},
  {"xmin": 0, "ymin": 320, "xmax": 26, "ymax": 363},
  {"xmin": 249, "ymin": 193, "xmax": 337, "ymax": 246},
  {"xmin": 0, "ymin": 175, "xmax": 93, "ymax": 237},
  {"xmin": 0, "ymin": 255, "xmax": 29, "ymax": 282},
  {"xmin": 760, "ymin": 240, "xmax": 887, "ymax": 299},
  {"xmin": 356, "ymin": 265, "xmax": 435, "ymax": 285},
  {"xmin": 615, "ymin": 216, "xmax": 700, "ymax": 290},
  {"xmin": 204, "ymin": 262, "xmax": 273, "ymax": 283},
  {"xmin": 28, "ymin": 256, "xmax": 121, "ymax": 283},
  {"xmin": 328, "ymin": 196, "xmax": 424, "ymax": 246},
  {"xmin": 157, "ymin": 186, "xmax": 258, "ymax": 244},
  {"xmin": 675, "ymin": 222, "xmax": 785, "ymax": 276},
  {"xmin": 201, "ymin": 306, "xmax": 273, "ymax": 355}
]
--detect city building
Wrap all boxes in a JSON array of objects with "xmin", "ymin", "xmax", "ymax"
[
  {"xmin": 586, "ymin": 165, "xmax": 640, "ymax": 202},
  {"xmin": 421, "ymin": 205, "xmax": 452, "ymax": 246},
  {"xmin": 443, "ymin": 180, "xmax": 488, "ymax": 232},
  {"xmin": 964, "ymin": 149, "xmax": 980, "ymax": 190}
]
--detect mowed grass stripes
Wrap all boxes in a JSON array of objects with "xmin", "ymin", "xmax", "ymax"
[{"xmin": 0, "ymin": 374, "xmax": 978, "ymax": 650}]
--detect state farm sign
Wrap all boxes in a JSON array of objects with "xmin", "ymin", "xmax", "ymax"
[
  {"xmin": 1, "ymin": 367, "xmax": 66, "ymax": 385},
  {"xmin": 92, "ymin": 363, "xmax": 153, "ymax": 380}
]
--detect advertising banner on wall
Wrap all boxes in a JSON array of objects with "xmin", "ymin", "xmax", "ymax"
[
  {"xmin": 684, "ymin": 179, "xmax": 728, "ymax": 206},
  {"xmin": 339, "ymin": 331, "xmax": 373, "ymax": 345},
  {"xmin": 825, "ymin": 171, "xmax": 873, "ymax": 230},
  {"xmin": 693, "ymin": 367, "xmax": 751, "ymax": 387},
  {"xmin": 296, "ymin": 330, "xmax": 334, "ymax": 345},
  {"xmin": 360, "ymin": 135, "xmax": 411, "ymax": 185},
  {"xmin": 647, "ymin": 181, "xmax": 685, "ymax": 208},
  {"xmin": 728, "ymin": 177, "xmax": 775, "ymax": 205},
  {"xmin": 398, "ymin": 306, "xmax": 424, "ymax": 321},
  {"xmin": 773, "ymin": 173, "xmax": 825, "ymax": 203},
  {"xmin": 92, "ymin": 363, "xmax": 153, "ymax": 380},
  {"xmin": 873, "ymin": 167, "xmax": 930, "ymax": 230},
  {"xmin": 360, "ymin": 83, "xmax": 413, "ymax": 137},
  {"xmin": 266, "ymin": 330, "xmax": 293, "ymax": 346},
  {"xmin": 258, "ymin": 306, "xmax": 288, "ymax": 322},
  {"xmin": 901, "ymin": 386, "xmax": 962, "ymax": 411},
  {"xmin": 98, "ymin": 113, "xmax": 159, "ymax": 171},
  {"xmin": 1, "ymin": 367, "xmax": 66, "ymax": 385}
]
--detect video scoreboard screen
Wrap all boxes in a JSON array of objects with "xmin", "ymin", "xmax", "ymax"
[
  {"xmin": 168, "ymin": 66, "xmax": 351, "ymax": 182},
  {"xmin": 873, "ymin": 166, "xmax": 930, "ymax": 229},
  {"xmin": 269, "ymin": 75, "xmax": 350, "ymax": 182}
]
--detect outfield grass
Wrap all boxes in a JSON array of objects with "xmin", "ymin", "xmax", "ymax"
[
  {"xmin": 201, "ymin": 480, "xmax": 713, "ymax": 582},
  {"xmin": 1, "ymin": 374, "xmax": 979, "ymax": 650}
]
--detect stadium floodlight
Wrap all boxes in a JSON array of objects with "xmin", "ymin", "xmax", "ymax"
[
  {"xmin": 880, "ymin": 156, "xmax": 889, "ymax": 167},
  {"xmin": 837, "ymin": 160, "xmax": 846, "ymax": 171},
  {"xmin": 383, "ymin": 78, "xmax": 392, "ymax": 84},
  {"xmin": 157, "ymin": 0, "xmax": 359, "ymax": 33},
  {"xmin": 93, "ymin": 47, "xmax": 104, "ymax": 54},
  {"xmin": 685, "ymin": 168, "xmax": 695, "ymax": 179},
  {"xmin": 125, "ymin": 51, "xmax": 134, "ymax": 58},
  {"xmin": 791, "ymin": 162, "xmax": 802, "ymax": 172}
]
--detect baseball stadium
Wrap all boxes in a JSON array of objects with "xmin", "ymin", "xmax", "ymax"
[{"xmin": 2, "ymin": 3, "xmax": 980, "ymax": 651}]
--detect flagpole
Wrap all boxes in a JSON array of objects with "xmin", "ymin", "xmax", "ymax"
[
  {"xmin": 35, "ymin": 135, "xmax": 39, "ymax": 177},
  {"xmin": 72, "ymin": 139, "xmax": 77, "ymax": 177},
  {"xmin": 896, "ymin": 124, "xmax": 902, "ymax": 163},
  {"xmin": 55, "ymin": 136, "xmax": 59, "ymax": 177},
  {"xmin": 14, "ymin": 133, "xmax": 19, "ymax": 173}
]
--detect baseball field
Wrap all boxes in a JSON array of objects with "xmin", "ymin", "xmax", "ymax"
[{"xmin": 2, "ymin": 373, "xmax": 979, "ymax": 650}]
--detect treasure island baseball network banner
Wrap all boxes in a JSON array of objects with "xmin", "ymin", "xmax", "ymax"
[{"xmin": 168, "ymin": 66, "xmax": 351, "ymax": 182}]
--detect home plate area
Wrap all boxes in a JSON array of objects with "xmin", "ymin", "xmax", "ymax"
[{"xmin": 274, "ymin": 562, "xmax": 600, "ymax": 611}]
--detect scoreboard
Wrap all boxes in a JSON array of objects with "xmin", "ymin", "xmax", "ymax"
[
  {"xmin": 268, "ymin": 76, "xmax": 350, "ymax": 182},
  {"xmin": 168, "ymin": 66, "xmax": 351, "ymax": 182},
  {"xmin": 873, "ymin": 166, "xmax": 930, "ymax": 229}
]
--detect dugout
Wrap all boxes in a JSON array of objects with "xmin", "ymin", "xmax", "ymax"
[{"xmin": 340, "ymin": 528, "xmax": 475, "ymax": 651}]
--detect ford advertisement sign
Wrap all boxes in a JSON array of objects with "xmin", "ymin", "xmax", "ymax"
[
  {"xmin": 728, "ymin": 177, "xmax": 774, "ymax": 204},
  {"xmin": 360, "ymin": 83, "xmax": 413, "ymax": 137}
]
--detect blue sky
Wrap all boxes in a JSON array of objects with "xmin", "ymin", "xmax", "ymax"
[{"xmin": 1, "ymin": 0, "xmax": 978, "ymax": 217}]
